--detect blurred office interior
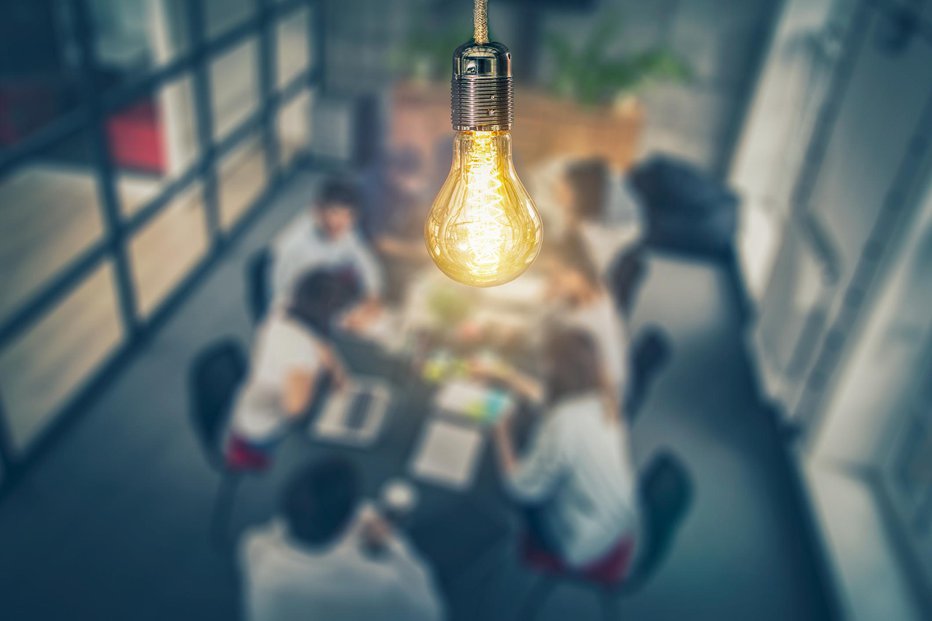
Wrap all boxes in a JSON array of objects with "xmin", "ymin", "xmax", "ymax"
[{"xmin": 0, "ymin": 0, "xmax": 930, "ymax": 619}]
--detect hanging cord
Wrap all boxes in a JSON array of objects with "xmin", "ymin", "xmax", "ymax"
[{"xmin": 474, "ymin": 0, "xmax": 489, "ymax": 44}]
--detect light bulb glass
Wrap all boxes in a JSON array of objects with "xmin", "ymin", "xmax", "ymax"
[{"xmin": 425, "ymin": 130, "xmax": 542, "ymax": 287}]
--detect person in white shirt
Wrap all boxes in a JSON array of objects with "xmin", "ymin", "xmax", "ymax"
[
  {"xmin": 541, "ymin": 235, "xmax": 629, "ymax": 400},
  {"xmin": 227, "ymin": 270, "xmax": 357, "ymax": 469},
  {"xmin": 271, "ymin": 176, "xmax": 383, "ymax": 330},
  {"xmin": 552, "ymin": 158, "xmax": 644, "ymax": 279},
  {"xmin": 240, "ymin": 457, "xmax": 444, "ymax": 621},
  {"xmin": 474, "ymin": 328, "xmax": 639, "ymax": 571}
]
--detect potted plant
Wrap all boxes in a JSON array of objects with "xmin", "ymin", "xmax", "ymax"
[
  {"xmin": 511, "ymin": 13, "xmax": 689, "ymax": 168},
  {"xmin": 389, "ymin": 10, "xmax": 690, "ymax": 170},
  {"xmin": 545, "ymin": 15, "xmax": 691, "ymax": 107}
]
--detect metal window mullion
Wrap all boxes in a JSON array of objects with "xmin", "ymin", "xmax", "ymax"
[
  {"xmin": 188, "ymin": 0, "xmax": 223, "ymax": 248},
  {"xmin": 0, "ymin": 109, "xmax": 89, "ymax": 176},
  {"xmin": 311, "ymin": 0, "xmax": 326, "ymax": 92},
  {"xmin": 258, "ymin": 0, "xmax": 281, "ymax": 184},
  {"xmin": 0, "ymin": 389, "xmax": 16, "ymax": 478},
  {"xmin": 72, "ymin": 0, "xmax": 140, "ymax": 339}
]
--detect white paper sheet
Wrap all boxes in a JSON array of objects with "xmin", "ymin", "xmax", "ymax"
[{"xmin": 410, "ymin": 419, "xmax": 485, "ymax": 491}]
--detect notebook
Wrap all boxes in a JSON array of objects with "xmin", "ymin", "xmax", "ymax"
[
  {"xmin": 434, "ymin": 379, "xmax": 515, "ymax": 426},
  {"xmin": 410, "ymin": 419, "xmax": 485, "ymax": 491}
]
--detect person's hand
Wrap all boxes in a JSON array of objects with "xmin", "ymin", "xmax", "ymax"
[
  {"xmin": 454, "ymin": 320, "xmax": 484, "ymax": 345},
  {"xmin": 467, "ymin": 355, "xmax": 511, "ymax": 383},
  {"xmin": 321, "ymin": 347, "xmax": 349, "ymax": 390},
  {"xmin": 341, "ymin": 299, "xmax": 382, "ymax": 332},
  {"xmin": 359, "ymin": 511, "xmax": 394, "ymax": 554}
]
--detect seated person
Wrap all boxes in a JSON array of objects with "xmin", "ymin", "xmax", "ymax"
[
  {"xmin": 240, "ymin": 457, "xmax": 444, "ymax": 621},
  {"xmin": 362, "ymin": 147, "xmax": 431, "ymax": 263},
  {"xmin": 541, "ymin": 235, "xmax": 629, "ymax": 400},
  {"xmin": 360, "ymin": 148, "xmax": 432, "ymax": 303},
  {"xmin": 227, "ymin": 270, "xmax": 358, "ymax": 470},
  {"xmin": 272, "ymin": 176, "xmax": 382, "ymax": 329},
  {"xmin": 477, "ymin": 328, "xmax": 640, "ymax": 572},
  {"xmin": 553, "ymin": 158, "xmax": 644, "ymax": 278}
]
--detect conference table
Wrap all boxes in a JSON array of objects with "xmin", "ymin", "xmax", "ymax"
[
  {"xmin": 283, "ymin": 271, "xmax": 551, "ymax": 595},
  {"xmin": 325, "ymin": 332, "xmax": 515, "ymax": 573}
]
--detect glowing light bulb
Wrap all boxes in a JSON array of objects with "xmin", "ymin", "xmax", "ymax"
[
  {"xmin": 426, "ymin": 130, "xmax": 541, "ymax": 287},
  {"xmin": 424, "ymin": 39, "xmax": 542, "ymax": 287}
]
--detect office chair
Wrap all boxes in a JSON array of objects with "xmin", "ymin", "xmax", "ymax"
[
  {"xmin": 610, "ymin": 246, "xmax": 648, "ymax": 318},
  {"xmin": 246, "ymin": 247, "xmax": 272, "ymax": 324},
  {"xmin": 189, "ymin": 339, "xmax": 248, "ymax": 548},
  {"xmin": 628, "ymin": 155, "xmax": 738, "ymax": 259},
  {"xmin": 625, "ymin": 326, "xmax": 672, "ymax": 424},
  {"xmin": 518, "ymin": 450, "xmax": 694, "ymax": 621}
]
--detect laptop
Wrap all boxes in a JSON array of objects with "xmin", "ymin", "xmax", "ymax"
[{"xmin": 311, "ymin": 378, "xmax": 392, "ymax": 447}]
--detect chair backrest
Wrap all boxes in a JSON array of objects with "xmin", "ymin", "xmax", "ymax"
[
  {"xmin": 628, "ymin": 155, "xmax": 738, "ymax": 216},
  {"xmin": 246, "ymin": 247, "xmax": 272, "ymax": 323},
  {"xmin": 189, "ymin": 339, "xmax": 248, "ymax": 469},
  {"xmin": 626, "ymin": 451, "xmax": 693, "ymax": 588},
  {"xmin": 610, "ymin": 247, "xmax": 648, "ymax": 317},
  {"xmin": 625, "ymin": 326, "xmax": 672, "ymax": 423}
]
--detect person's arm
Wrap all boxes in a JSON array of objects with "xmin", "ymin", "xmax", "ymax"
[
  {"xmin": 376, "ymin": 235, "xmax": 428, "ymax": 262},
  {"xmin": 280, "ymin": 341, "xmax": 351, "ymax": 417},
  {"xmin": 281, "ymin": 369, "xmax": 316, "ymax": 418},
  {"xmin": 470, "ymin": 360, "xmax": 545, "ymax": 405},
  {"xmin": 271, "ymin": 231, "xmax": 303, "ymax": 303},
  {"xmin": 492, "ymin": 419, "xmax": 519, "ymax": 476},
  {"xmin": 340, "ymin": 233, "xmax": 385, "ymax": 331},
  {"xmin": 350, "ymin": 231, "xmax": 384, "ymax": 300},
  {"xmin": 375, "ymin": 529, "xmax": 446, "ymax": 621},
  {"xmin": 495, "ymin": 414, "xmax": 564, "ymax": 502}
]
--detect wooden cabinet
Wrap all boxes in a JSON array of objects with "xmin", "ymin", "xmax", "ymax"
[{"xmin": 389, "ymin": 81, "xmax": 644, "ymax": 171}]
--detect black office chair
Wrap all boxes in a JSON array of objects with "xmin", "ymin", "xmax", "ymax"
[
  {"xmin": 628, "ymin": 154, "xmax": 738, "ymax": 259},
  {"xmin": 518, "ymin": 450, "xmax": 694, "ymax": 621},
  {"xmin": 246, "ymin": 247, "xmax": 272, "ymax": 324},
  {"xmin": 610, "ymin": 246, "xmax": 648, "ymax": 318},
  {"xmin": 624, "ymin": 326, "xmax": 672, "ymax": 424},
  {"xmin": 189, "ymin": 339, "xmax": 248, "ymax": 548}
]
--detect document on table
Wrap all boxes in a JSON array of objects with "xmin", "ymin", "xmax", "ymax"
[
  {"xmin": 434, "ymin": 379, "xmax": 515, "ymax": 426},
  {"xmin": 410, "ymin": 419, "xmax": 485, "ymax": 491}
]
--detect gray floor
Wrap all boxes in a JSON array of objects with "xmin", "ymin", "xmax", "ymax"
[{"xmin": 0, "ymin": 172, "xmax": 834, "ymax": 620}]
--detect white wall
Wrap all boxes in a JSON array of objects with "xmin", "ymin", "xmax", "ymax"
[
  {"xmin": 731, "ymin": 0, "xmax": 932, "ymax": 422},
  {"xmin": 733, "ymin": 4, "xmax": 932, "ymax": 611},
  {"xmin": 812, "ymin": 174, "xmax": 932, "ymax": 465}
]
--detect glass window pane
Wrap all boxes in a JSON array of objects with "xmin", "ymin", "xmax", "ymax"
[
  {"xmin": 204, "ymin": 0, "xmax": 256, "ymax": 39},
  {"xmin": 129, "ymin": 183, "xmax": 208, "ymax": 316},
  {"xmin": 0, "ymin": 261, "xmax": 124, "ymax": 452},
  {"xmin": 276, "ymin": 7, "xmax": 311, "ymax": 89},
  {"xmin": 210, "ymin": 39, "xmax": 259, "ymax": 141},
  {"xmin": 0, "ymin": 6, "xmax": 84, "ymax": 152},
  {"xmin": 219, "ymin": 134, "xmax": 266, "ymax": 230},
  {"xmin": 277, "ymin": 90, "xmax": 313, "ymax": 167},
  {"xmin": 108, "ymin": 74, "xmax": 200, "ymax": 217},
  {"xmin": 90, "ymin": 0, "xmax": 190, "ymax": 88},
  {"xmin": 0, "ymin": 132, "xmax": 105, "ymax": 324}
]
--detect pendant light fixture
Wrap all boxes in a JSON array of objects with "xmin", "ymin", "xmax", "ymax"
[{"xmin": 424, "ymin": 0, "xmax": 543, "ymax": 287}]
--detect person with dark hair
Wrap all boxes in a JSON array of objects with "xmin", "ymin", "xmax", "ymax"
[
  {"xmin": 362, "ymin": 147, "xmax": 431, "ymax": 257},
  {"xmin": 541, "ymin": 233, "xmax": 630, "ymax": 398},
  {"xmin": 554, "ymin": 157, "xmax": 644, "ymax": 279},
  {"xmin": 226, "ymin": 269, "xmax": 356, "ymax": 469},
  {"xmin": 359, "ymin": 147, "xmax": 432, "ymax": 301},
  {"xmin": 271, "ymin": 175, "xmax": 383, "ymax": 330},
  {"xmin": 240, "ymin": 458, "xmax": 444, "ymax": 621},
  {"xmin": 473, "ymin": 327, "xmax": 640, "ymax": 572}
]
